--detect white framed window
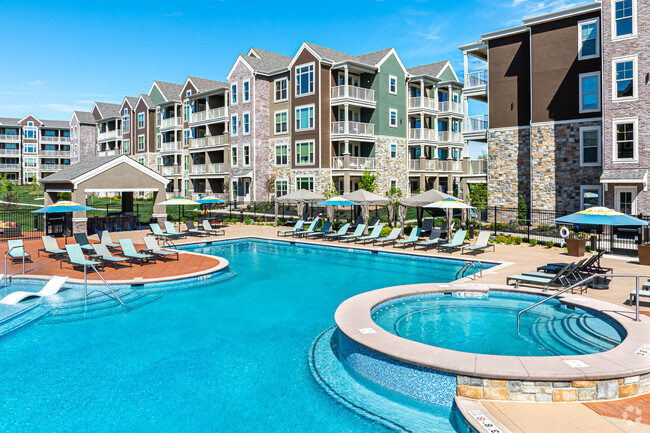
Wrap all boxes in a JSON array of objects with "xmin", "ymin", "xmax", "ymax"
[
  {"xmin": 390, "ymin": 143, "xmax": 397, "ymax": 158},
  {"xmin": 612, "ymin": 55, "xmax": 637, "ymax": 101},
  {"xmin": 24, "ymin": 126, "xmax": 37, "ymax": 139},
  {"xmin": 231, "ymin": 181, "xmax": 238, "ymax": 200},
  {"xmin": 231, "ymin": 147, "xmax": 238, "ymax": 166},
  {"xmin": 243, "ymin": 112, "xmax": 250, "ymax": 135},
  {"xmin": 579, "ymin": 185, "xmax": 602, "ymax": 210},
  {"xmin": 577, "ymin": 18, "xmax": 599, "ymax": 60},
  {"xmin": 275, "ymin": 179, "xmax": 288, "ymax": 197},
  {"xmin": 138, "ymin": 135, "xmax": 145, "ymax": 151},
  {"xmin": 388, "ymin": 75, "xmax": 397, "ymax": 95},
  {"xmin": 579, "ymin": 126, "xmax": 601, "ymax": 167},
  {"xmin": 231, "ymin": 83, "xmax": 238, "ymax": 105},
  {"xmin": 389, "ymin": 109, "xmax": 398, "ymax": 128},
  {"xmin": 295, "ymin": 63, "xmax": 315, "ymax": 96},
  {"xmin": 296, "ymin": 176, "xmax": 314, "ymax": 191},
  {"xmin": 123, "ymin": 139, "xmax": 130, "ymax": 154},
  {"xmin": 137, "ymin": 113, "xmax": 145, "ymax": 129},
  {"xmin": 243, "ymin": 144, "xmax": 250, "ymax": 166},
  {"xmin": 390, "ymin": 179, "xmax": 397, "ymax": 190},
  {"xmin": 615, "ymin": 186, "xmax": 637, "ymax": 214},
  {"xmin": 243, "ymin": 80, "xmax": 250, "ymax": 102},
  {"xmin": 231, "ymin": 114, "xmax": 238, "ymax": 136},
  {"xmin": 275, "ymin": 78, "xmax": 288, "ymax": 102},
  {"xmin": 579, "ymin": 72, "xmax": 600, "ymax": 113},
  {"xmin": 612, "ymin": 0, "xmax": 636, "ymax": 39},
  {"xmin": 295, "ymin": 140, "xmax": 314, "ymax": 165},
  {"xmin": 138, "ymin": 158, "xmax": 145, "ymax": 165},
  {"xmin": 23, "ymin": 157, "xmax": 37, "ymax": 168},
  {"xmin": 275, "ymin": 143, "xmax": 288, "ymax": 166},
  {"xmin": 612, "ymin": 118, "xmax": 637, "ymax": 162},
  {"xmin": 295, "ymin": 105, "xmax": 315, "ymax": 131},
  {"xmin": 275, "ymin": 110, "xmax": 288, "ymax": 135}
]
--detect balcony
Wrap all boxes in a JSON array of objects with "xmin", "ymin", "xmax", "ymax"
[
  {"xmin": 438, "ymin": 131, "xmax": 463, "ymax": 143},
  {"xmin": 189, "ymin": 135, "xmax": 227, "ymax": 150},
  {"xmin": 464, "ymin": 70, "xmax": 488, "ymax": 102},
  {"xmin": 190, "ymin": 137, "xmax": 207, "ymax": 148},
  {"xmin": 464, "ymin": 115, "xmax": 488, "ymax": 142},
  {"xmin": 159, "ymin": 141, "xmax": 182, "ymax": 153},
  {"xmin": 0, "ymin": 163, "xmax": 20, "ymax": 170},
  {"xmin": 208, "ymin": 107, "xmax": 227, "ymax": 121},
  {"xmin": 408, "ymin": 159, "xmax": 462, "ymax": 172},
  {"xmin": 41, "ymin": 150, "xmax": 71, "ymax": 157},
  {"xmin": 98, "ymin": 149, "xmax": 118, "ymax": 157},
  {"xmin": 192, "ymin": 163, "xmax": 226, "ymax": 175},
  {"xmin": 331, "ymin": 156, "xmax": 375, "ymax": 170},
  {"xmin": 0, "ymin": 148, "xmax": 19, "ymax": 156},
  {"xmin": 408, "ymin": 128, "xmax": 436, "ymax": 141},
  {"xmin": 160, "ymin": 117, "xmax": 182, "ymax": 129},
  {"xmin": 0, "ymin": 134, "xmax": 20, "ymax": 142},
  {"xmin": 60, "ymin": 137, "xmax": 70, "ymax": 143},
  {"xmin": 97, "ymin": 130, "xmax": 122, "ymax": 141},
  {"xmin": 40, "ymin": 136, "xmax": 60, "ymax": 143},
  {"xmin": 331, "ymin": 121, "xmax": 374, "ymax": 138},
  {"xmin": 330, "ymin": 85, "xmax": 376, "ymax": 107},
  {"xmin": 469, "ymin": 159, "xmax": 487, "ymax": 174},
  {"xmin": 40, "ymin": 164, "xmax": 64, "ymax": 171},
  {"xmin": 160, "ymin": 166, "xmax": 180, "ymax": 176},
  {"xmin": 408, "ymin": 96, "xmax": 437, "ymax": 112},
  {"xmin": 438, "ymin": 101, "xmax": 463, "ymax": 114}
]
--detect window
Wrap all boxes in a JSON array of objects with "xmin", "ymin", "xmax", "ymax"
[
  {"xmin": 295, "ymin": 140, "xmax": 314, "ymax": 165},
  {"xmin": 613, "ymin": 56, "xmax": 637, "ymax": 100},
  {"xmin": 243, "ymin": 81, "xmax": 250, "ymax": 102},
  {"xmin": 580, "ymin": 186, "xmax": 602, "ymax": 210},
  {"xmin": 613, "ymin": 118, "xmax": 637, "ymax": 162},
  {"xmin": 390, "ymin": 143, "xmax": 396, "ymax": 158},
  {"xmin": 389, "ymin": 75, "xmax": 397, "ymax": 95},
  {"xmin": 24, "ymin": 157, "xmax": 37, "ymax": 168},
  {"xmin": 275, "ymin": 143, "xmax": 288, "ymax": 165},
  {"xmin": 578, "ymin": 18, "xmax": 599, "ymax": 60},
  {"xmin": 123, "ymin": 112, "xmax": 129, "ymax": 132},
  {"xmin": 243, "ymin": 145, "xmax": 250, "ymax": 166},
  {"xmin": 616, "ymin": 186, "xmax": 637, "ymax": 214},
  {"xmin": 296, "ymin": 177, "xmax": 314, "ymax": 191},
  {"xmin": 45, "ymin": 130, "xmax": 55, "ymax": 136},
  {"xmin": 184, "ymin": 102, "xmax": 190, "ymax": 121},
  {"xmin": 579, "ymin": 126, "xmax": 601, "ymax": 166},
  {"xmin": 123, "ymin": 139, "xmax": 130, "ymax": 154},
  {"xmin": 24, "ymin": 126, "xmax": 36, "ymax": 139},
  {"xmin": 231, "ymin": 147, "xmax": 238, "ymax": 166},
  {"xmin": 275, "ymin": 180, "xmax": 288, "ymax": 197},
  {"xmin": 275, "ymin": 110, "xmax": 288, "ymax": 134},
  {"xmin": 275, "ymin": 78, "xmax": 288, "ymax": 102},
  {"xmin": 295, "ymin": 105, "xmax": 314, "ymax": 131},
  {"xmin": 389, "ymin": 109, "xmax": 398, "ymax": 128},
  {"xmin": 579, "ymin": 72, "xmax": 600, "ymax": 113},
  {"xmin": 183, "ymin": 130, "xmax": 192, "ymax": 146},
  {"xmin": 231, "ymin": 114, "xmax": 238, "ymax": 136},
  {"xmin": 138, "ymin": 113, "xmax": 145, "ymax": 129},
  {"xmin": 243, "ymin": 112, "xmax": 250, "ymax": 135},
  {"xmin": 24, "ymin": 143, "xmax": 36, "ymax": 153},
  {"xmin": 138, "ymin": 135, "xmax": 145, "ymax": 151},
  {"xmin": 295, "ymin": 63, "xmax": 314, "ymax": 96},
  {"xmin": 613, "ymin": 0, "xmax": 636, "ymax": 38},
  {"xmin": 390, "ymin": 179, "xmax": 397, "ymax": 190},
  {"xmin": 138, "ymin": 158, "xmax": 145, "ymax": 165},
  {"xmin": 231, "ymin": 84, "xmax": 238, "ymax": 105}
]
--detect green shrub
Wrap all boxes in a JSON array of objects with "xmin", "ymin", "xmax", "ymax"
[
  {"xmin": 530, "ymin": 238, "xmax": 538, "ymax": 247},
  {"xmin": 505, "ymin": 237, "xmax": 514, "ymax": 245},
  {"xmin": 545, "ymin": 240, "xmax": 554, "ymax": 248},
  {"xmin": 278, "ymin": 218, "xmax": 286, "ymax": 226},
  {"xmin": 496, "ymin": 235, "xmax": 507, "ymax": 244},
  {"xmin": 243, "ymin": 217, "xmax": 252, "ymax": 225},
  {"xmin": 380, "ymin": 226, "xmax": 392, "ymax": 236},
  {"xmin": 513, "ymin": 236, "xmax": 522, "ymax": 245},
  {"xmin": 585, "ymin": 245, "xmax": 591, "ymax": 253}
]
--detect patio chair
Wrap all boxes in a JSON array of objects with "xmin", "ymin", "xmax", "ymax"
[
  {"xmin": 506, "ymin": 263, "xmax": 574, "ymax": 291},
  {"xmin": 278, "ymin": 220, "xmax": 304, "ymax": 237},
  {"xmin": 185, "ymin": 220, "xmax": 210, "ymax": 237},
  {"xmin": 323, "ymin": 223, "xmax": 350, "ymax": 241},
  {"xmin": 356, "ymin": 224, "xmax": 385, "ymax": 244},
  {"xmin": 164, "ymin": 221, "xmax": 187, "ymax": 239},
  {"xmin": 99, "ymin": 230, "xmax": 120, "ymax": 250},
  {"xmin": 305, "ymin": 221, "xmax": 333, "ymax": 238},
  {"xmin": 118, "ymin": 239, "xmax": 156, "ymax": 266},
  {"xmin": 350, "ymin": 215, "xmax": 364, "ymax": 229},
  {"xmin": 0, "ymin": 276, "xmax": 69, "ymax": 305},
  {"xmin": 92, "ymin": 243, "xmax": 131, "ymax": 269},
  {"xmin": 437, "ymin": 230, "xmax": 467, "ymax": 252},
  {"xmin": 461, "ymin": 231, "xmax": 495, "ymax": 255},
  {"xmin": 340, "ymin": 224, "xmax": 366, "ymax": 242},
  {"xmin": 294, "ymin": 220, "xmax": 319, "ymax": 237},
  {"xmin": 440, "ymin": 220, "xmax": 455, "ymax": 239},
  {"xmin": 421, "ymin": 218, "xmax": 434, "ymax": 235},
  {"xmin": 202, "ymin": 220, "xmax": 225, "ymax": 236},
  {"xmin": 62, "ymin": 243, "xmax": 104, "ymax": 271},
  {"xmin": 7, "ymin": 240, "xmax": 31, "ymax": 264},
  {"xmin": 414, "ymin": 229, "xmax": 442, "ymax": 250},
  {"xmin": 368, "ymin": 216, "xmax": 381, "ymax": 230},
  {"xmin": 149, "ymin": 223, "xmax": 181, "ymax": 243},
  {"xmin": 375, "ymin": 227, "xmax": 401, "ymax": 246},
  {"xmin": 395, "ymin": 228, "xmax": 422, "ymax": 248},
  {"xmin": 73, "ymin": 233, "xmax": 94, "ymax": 253},
  {"xmin": 38, "ymin": 236, "xmax": 67, "ymax": 259},
  {"xmin": 143, "ymin": 236, "xmax": 179, "ymax": 262}
]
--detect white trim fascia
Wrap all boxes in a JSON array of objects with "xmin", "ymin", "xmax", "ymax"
[
  {"xmin": 84, "ymin": 187, "xmax": 160, "ymax": 192},
  {"xmin": 227, "ymin": 55, "xmax": 255, "ymax": 81},
  {"xmin": 247, "ymin": 48, "xmax": 262, "ymax": 59},
  {"xmin": 287, "ymin": 43, "xmax": 322, "ymax": 70},
  {"xmin": 377, "ymin": 48, "xmax": 407, "ymax": 75},
  {"xmin": 480, "ymin": 25, "xmax": 528, "ymax": 41},
  {"xmin": 522, "ymin": 2, "xmax": 601, "ymax": 26},
  {"xmin": 436, "ymin": 61, "xmax": 461, "ymax": 83},
  {"xmin": 19, "ymin": 114, "xmax": 42, "ymax": 126},
  {"xmin": 530, "ymin": 117, "xmax": 602, "ymax": 127},
  {"xmin": 71, "ymin": 155, "xmax": 169, "ymax": 187}
]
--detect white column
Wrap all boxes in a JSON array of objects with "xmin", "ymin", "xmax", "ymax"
[
  {"xmin": 420, "ymin": 113, "xmax": 424, "ymax": 138},
  {"xmin": 344, "ymin": 139, "xmax": 350, "ymax": 154},
  {"xmin": 420, "ymin": 79, "xmax": 425, "ymax": 107},
  {"xmin": 344, "ymin": 103, "xmax": 349, "ymax": 134},
  {"xmin": 344, "ymin": 66, "xmax": 349, "ymax": 98},
  {"xmin": 463, "ymin": 52, "xmax": 469, "ymax": 86}
]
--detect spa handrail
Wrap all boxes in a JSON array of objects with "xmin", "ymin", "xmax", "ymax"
[
  {"xmin": 456, "ymin": 261, "xmax": 483, "ymax": 280},
  {"xmin": 4, "ymin": 245, "xmax": 27, "ymax": 293},
  {"xmin": 517, "ymin": 273, "xmax": 649, "ymax": 331}
]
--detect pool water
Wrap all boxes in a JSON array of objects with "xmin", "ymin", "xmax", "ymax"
[
  {"xmin": 0, "ymin": 239, "xmax": 473, "ymax": 432},
  {"xmin": 372, "ymin": 291, "xmax": 626, "ymax": 356}
]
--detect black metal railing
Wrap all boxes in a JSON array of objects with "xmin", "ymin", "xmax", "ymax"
[{"xmin": 0, "ymin": 209, "xmax": 45, "ymax": 242}]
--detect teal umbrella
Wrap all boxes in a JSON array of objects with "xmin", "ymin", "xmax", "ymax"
[
  {"xmin": 316, "ymin": 197, "xmax": 358, "ymax": 206},
  {"xmin": 553, "ymin": 207, "xmax": 648, "ymax": 226},
  {"xmin": 196, "ymin": 196, "xmax": 225, "ymax": 204},
  {"xmin": 32, "ymin": 201, "xmax": 95, "ymax": 213}
]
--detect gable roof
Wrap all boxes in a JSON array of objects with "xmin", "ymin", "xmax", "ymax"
[
  {"xmin": 0, "ymin": 117, "xmax": 20, "ymax": 127},
  {"xmin": 407, "ymin": 61, "xmax": 448, "ymax": 79},
  {"xmin": 151, "ymin": 81, "xmax": 183, "ymax": 102},
  {"xmin": 123, "ymin": 96, "xmax": 139, "ymax": 109},
  {"xmin": 243, "ymin": 48, "xmax": 292, "ymax": 74},
  {"xmin": 187, "ymin": 76, "xmax": 228, "ymax": 93},
  {"xmin": 72, "ymin": 111, "xmax": 96, "ymax": 124},
  {"xmin": 94, "ymin": 102, "xmax": 121, "ymax": 119},
  {"xmin": 296, "ymin": 42, "xmax": 398, "ymax": 70},
  {"xmin": 356, "ymin": 48, "xmax": 393, "ymax": 66},
  {"xmin": 138, "ymin": 94, "xmax": 155, "ymax": 109},
  {"xmin": 41, "ymin": 119, "xmax": 70, "ymax": 129}
]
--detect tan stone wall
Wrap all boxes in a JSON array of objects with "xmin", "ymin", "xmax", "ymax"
[{"xmin": 487, "ymin": 127, "xmax": 531, "ymax": 208}]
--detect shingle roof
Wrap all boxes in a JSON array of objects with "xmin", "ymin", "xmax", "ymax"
[
  {"xmin": 41, "ymin": 119, "xmax": 70, "ymax": 129},
  {"xmin": 600, "ymin": 168, "xmax": 648, "ymax": 181},
  {"xmin": 188, "ymin": 77, "xmax": 228, "ymax": 93},
  {"xmin": 242, "ymin": 48, "xmax": 292, "ymax": 74},
  {"xmin": 95, "ymin": 102, "xmax": 121, "ymax": 119},
  {"xmin": 124, "ymin": 96, "xmax": 139, "ymax": 108},
  {"xmin": 153, "ymin": 81, "xmax": 183, "ymax": 102},
  {"xmin": 73, "ymin": 111, "xmax": 96, "ymax": 124},
  {"xmin": 407, "ymin": 61, "xmax": 448, "ymax": 78},
  {"xmin": 0, "ymin": 117, "xmax": 20, "ymax": 127},
  {"xmin": 356, "ymin": 48, "xmax": 393, "ymax": 66},
  {"xmin": 304, "ymin": 43, "xmax": 394, "ymax": 68},
  {"xmin": 139, "ymin": 94, "xmax": 155, "ymax": 109},
  {"xmin": 40, "ymin": 155, "xmax": 121, "ymax": 184}
]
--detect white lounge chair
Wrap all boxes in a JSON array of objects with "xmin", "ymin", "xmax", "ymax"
[{"xmin": 0, "ymin": 276, "xmax": 69, "ymax": 305}]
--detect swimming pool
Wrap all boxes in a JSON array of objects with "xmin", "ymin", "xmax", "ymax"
[
  {"xmin": 0, "ymin": 239, "xmax": 480, "ymax": 432},
  {"xmin": 371, "ymin": 291, "xmax": 626, "ymax": 356}
]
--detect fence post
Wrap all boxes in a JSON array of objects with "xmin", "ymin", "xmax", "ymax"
[
  {"xmin": 494, "ymin": 206, "xmax": 498, "ymax": 237},
  {"xmin": 253, "ymin": 201, "xmax": 256, "ymax": 221}
]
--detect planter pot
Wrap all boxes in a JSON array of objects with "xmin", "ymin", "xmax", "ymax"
[
  {"xmin": 566, "ymin": 238, "xmax": 587, "ymax": 257},
  {"xmin": 638, "ymin": 245, "xmax": 650, "ymax": 266}
]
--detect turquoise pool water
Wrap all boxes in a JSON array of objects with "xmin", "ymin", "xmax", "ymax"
[
  {"xmin": 372, "ymin": 291, "xmax": 626, "ymax": 356},
  {"xmin": 0, "ymin": 239, "xmax": 475, "ymax": 432}
]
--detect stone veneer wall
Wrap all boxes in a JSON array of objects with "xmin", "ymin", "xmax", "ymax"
[
  {"xmin": 487, "ymin": 127, "xmax": 530, "ymax": 209},
  {"xmin": 530, "ymin": 120, "xmax": 602, "ymax": 211},
  {"xmin": 252, "ymin": 75, "xmax": 271, "ymax": 201},
  {"xmin": 374, "ymin": 136, "xmax": 408, "ymax": 195}
]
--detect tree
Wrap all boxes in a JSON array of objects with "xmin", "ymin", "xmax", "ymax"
[
  {"xmin": 517, "ymin": 194, "xmax": 528, "ymax": 226},
  {"xmin": 359, "ymin": 169, "xmax": 377, "ymax": 192},
  {"xmin": 385, "ymin": 185, "xmax": 403, "ymax": 227},
  {"xmin": 263, "ymin": 174, "xmax": 276, "ymax": 202},
  {"xmin": 477, "ymin": 149, "xmax": 488, "ymax": 160},
  {"xmin": 468, "ymin": 183, "xmax": 488, "ymax": 213},
  {"xmin": 323, "ymin": 182, "xmax": 339, "ymax": 199}
]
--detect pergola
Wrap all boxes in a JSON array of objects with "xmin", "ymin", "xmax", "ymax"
[{"xmin": 39, "ymin": 155, "xmax": 169, "ymax": 234}]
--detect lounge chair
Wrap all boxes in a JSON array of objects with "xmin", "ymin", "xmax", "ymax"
[
  {"xmin": 201, "ymin": 220, "xmax": 225, "ymax": 236},
  {"xmin": 185, "ymin": 220, "xmax": 210, "ymax": 237},
  {"xmin": 62, "ymin": 243, "xmax": 104, "ymax": 271},
  {"xmin": 440, "ymin": 220, "xmax": 455, "ymax": 239},
  {"xmin": 340, "ymin": 224, "xmax": 366, "ymax": 242},
  {"xmin": 118, "ymin": 239, "xmax": 156, "ymax": 265},
  {"xmin": 7, "ymin": 239, "xmax": 31, "ymax": 264},
  {"xmin": 437, "ymin": 230, "xmax": 467, "ymax": 252},
  {"xmin": 0, "ymin": 276, "xmax": 69, "ymax": 304},
  {"xmin": 414, "ymin": 229, "xmax": 442, "ymax": 250},
  {"xmin": 462, "ymin": 231, "xmax": 495, "ymax": 254},
  {"xmin": 164, "ymin": 221, "xmax": 187, "ymax": 239},
  {"xmin": 99, "ymin": 230, "xmax": 120, "ymax": 250},
  {"xmin": 356, "ymin": 224, "xmax": 385, "ymax": 244},
  {"xmin": 294, "ymin": 220, "xmax": 319, "ymax": 237},
  {"xmin": 375, "ymin": 227, "xmax": 401, "ymax": 246},
  {"xmin": 305, "ymin": 222, "xmax": 333, "ymax": 238},
  {"xmin": 506, "ymin": 263, "xmax": 574, "ymax": 290},
  {"xmin": 38, "ymin": 236, "xmax": 67, "ymax": 259},
  {"xmin": 368, "ymin": 216, "xmax": 381, "ymax": 230},
  {"xmin": 395, "ymin": 227, "xmax": 422, "ymax": 248},
  {"xmin": 149, "ymin": 223, "xmax": 181, "ymax": 242},
  {"xmin": 421, "ymin": 218, "xmax": 434, "ymax": 235},
  {"xmin": 143, "ymin": 236, "xmax": 179, "ymax": 262},
  {"xmin": 278, "ymin": 220, "xmax": 304, "ymax": 237},
  {"xmin": 92, "ymin": 243, "xmax": 131, "ymax": 268},
  {"xmin": 350, "ymin": 215, "xmax": 364, "ymax": 229},
  {"xmin": 323, "ymin": 223, "xmax": 350, "ymax": 241},
  {"xmin": 73, "ymin": 233, "xmax": 94, "ymax": 253}
]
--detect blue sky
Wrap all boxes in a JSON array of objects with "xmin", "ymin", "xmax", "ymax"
[{"xmin": 0, "ymin": 0, "xmax": 589, "ymax": 123}]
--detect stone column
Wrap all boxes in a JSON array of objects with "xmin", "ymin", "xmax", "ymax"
[
  {"xmin": 343, "ymin": 173, "xmax": 351, "ymax": 194},
  {"xmin": 152, "ymin": 188, "xmax": 167, "ymax": 223},
  {"xmin": 71, "ymin": 188, "xmax": 87, "ymax": 234}
]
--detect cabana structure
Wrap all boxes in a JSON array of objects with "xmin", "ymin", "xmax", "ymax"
[
  {"xmin": 342, "ymin": 190, "xmax": 390, "ymax": 234},
  {"xmin": 39, "ymin": 155, "xmax": 169, "ymax": 234},
  {"xmin": 399, "ymin": 189, "xmax": 455, "ymax": 228},
  {"xmin": 274, "ymin": 190, "xmax": 325, "ymax": 226}
]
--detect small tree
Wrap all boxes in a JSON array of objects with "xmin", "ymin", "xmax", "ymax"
[
  {"xmin": 386, "ymin": 186, "xmax": 403, "ymax": 227},
  {"xmin": 517, "ymin": 194, "xmax": 528, "ymax": 226},
  {"xmin": 359, "ymin": 169, "xmax": 377, "ymax": 192},
  {"xmin": 468, "ymin": 183, "xmax": 488, "ymax": 213},
  {"xmin": 263, "ymin": 174, "xmax": 276, "ymax": 202},
  {"xmin": 323, "ymin": 182, "xmax": 339, "ymax": 199}
]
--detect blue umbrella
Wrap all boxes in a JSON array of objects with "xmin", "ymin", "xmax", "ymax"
[
  {"xmin": 553, "ymin": 207, "xmax": 648, "ymax": 226},
  {"xmin": 32, "ymin": 201, "xmax": 96, "ymax": 213},
  {"xmin": 316, "ymin": 197, "xmax": 359, "ymax": 206},
  {"xmin": 196, "ymin": 196, "xmax": 225, "ymax": 204}
]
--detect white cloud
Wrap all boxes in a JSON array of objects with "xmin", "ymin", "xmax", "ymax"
[{"xmin": 23, "ymin": 80, "xmax": 46, "ymax": 88}]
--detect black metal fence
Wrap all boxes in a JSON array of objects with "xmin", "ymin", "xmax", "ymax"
[{"xmin": 0, "ymin": 209, "xmax": 46, "ymax": 242}]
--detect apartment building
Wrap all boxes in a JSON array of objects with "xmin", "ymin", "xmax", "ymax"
[
  {"xmin": 92, "ymin": 102, "xmax": 123, "ymax": 157},
  {"xmin": 70, "ymin": 111, "xmax": 97, "ymax": 163},
  {"xmin": 0, "ymin": 118, "xmax": 23, "ymax": 182},
  {"xmin": 461, "ymin": 2, "xmax": 603, "ymax": 212},
  {"xmin": 132, "ymin": 94, "xmax": 157, "ymax": 168}
]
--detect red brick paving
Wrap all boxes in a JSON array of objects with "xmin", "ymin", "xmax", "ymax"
[{"xmin": 585, "ymin": 393, "xmax": 650, "ymax": 425}]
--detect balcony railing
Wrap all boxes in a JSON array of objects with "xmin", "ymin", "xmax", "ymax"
[
  {"xmin": 331, "ymin": 121, "xmax": 374, "ymax": 136},
  {"xmin": 438, "ymin": 101, "xmax": 463, "ymax": 114},
  {"xmin": 98, "ymin": 149, "xmax": 118, "ymax": 157},
  {"xmin": 466, "ymin": 115, "xmax": 488, "ymax": 132},
  {"xmin": 207, "ymin": 135, "xmax": 226, "ymax": 147},
  {"xmin": 208, "ymin": 107, "xmax": 227, "ymax": 120},
  {"xmin": 190, "ymin": 137, "xmax": 206, "ymax": 148},
  {"xmin": 408, "ymin": 159, "xmax": 462, "ymax": 172},
  {"xmin": 0, "ymin": 148, "xmax": 19, "ymax": 155},
  {"xmin": 40, "ymin": 164, "xmax": 64, "ymax": 171},
  {"xmin": 408, "ymin": 128, "xmax": 435, "ymax": 141},
  {"xmin": 408, "ymin": 96, "xmax": 437, "ymax": 110},
  {"xmin": 438, "ymin": 159, "xmax": 462, "ymax": 172},
  {"xmin": 331, "ymin": 85, "xmax": 375, "ymax": 103},
  {"xmin": 0, "ymin": 134, "xmax": 20, "ymax": 141},
  {"xmin": 160, "ymin": 141, "xmax": 181, "ymax": 153},
  {"xmin": 438, "ymin": 131, "xmax": 463, "ymax": 143},
  {"xmin": 192, "ymin": 163, "xmax": 226, "ymax": 174},
  {"xmin": 190, "ymin": 111, "xmax": 207, "ymax": 123},
  {"xmin": 469, "ymin": 159, "xmax": 487, "ymax": 174},
  {"xmin": 60, "ymin": 137, "xmax": 70, "ymax": 143},
  {"xmin": 467, "ymin": 70, "xmax": 488, "ymax": 88},
  {"xmin": 41, "ymin": 150, "xmax": 71, "ymax": 157},
  {"xmin": 97, "ymin": 130, "xmax": 121, "ymax": 141},
  {"xmin": 40, "ymin": 136, "xmax": 60, "ymax": 142},
  {"xmin": 0, "ymin": 163, "xmax": 20, "ymax": 170},
  {"xmin": 331, "ymin": 156, "xmax": 375, "ymax": 170},
  {"xmin": 160, "ymin": 166, "xmax": 180, "ymax": 176},
  {"xmin": 160, "ymin": 117, "xmax": 182, "ymax": 128}
]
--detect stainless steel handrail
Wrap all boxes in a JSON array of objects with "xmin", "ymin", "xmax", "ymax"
[
  {"xmin": 517, "ymin": 273, "xmax": 649, "ymax": 331},
  {"xmin": 4, "ymin": 245, "xmax": 27, "ymax": 294},
  {"xmin": 456, "ymin": 261, "xmax": 483, "ymax": 280},
  {"xmin": 84, "ymin": 263, "xmax": 125, "ymax": 306}
]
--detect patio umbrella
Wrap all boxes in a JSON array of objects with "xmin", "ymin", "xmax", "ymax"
[
  {"xmin": 423, "ymin": 198, "xmax": 475, "ymax": 210},
  {"xmin": 343, "ymin": 190, "xmax": 390, "ymax": 233},
  {"xmin": 158, "ymin": 196, "xmax": 200, "ymax": 230},
  {"xmin": 196, "ymin": 196, "xmax": 225, "ymax": 204},
  {"xmin": 399, "ymin": 189, "xmax": 456, "ymax": 229},
  {"xmin": 316, "ymin": 197, "xmax": 358, "ymax": 223},
  {"xmin": 32, "ymin": 201, "xmax": 95, "ymax": 213},
  {"xmin": 274, "ymin": 190, "xmax": 325, "ymax": 226},
  {"xmin": 553, "ymin": 207, "xmax": 648, "ymax": 226}
]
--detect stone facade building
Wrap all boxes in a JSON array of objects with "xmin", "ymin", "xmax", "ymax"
[{"xmin": 69, "ymin": 111, "xmax": 96, "ymax": 164}]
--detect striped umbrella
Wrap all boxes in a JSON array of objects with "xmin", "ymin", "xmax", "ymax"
[
  {"xmin": 32, "ymin": 201, "xmax": 96, "ymax": 213},
  {"xmin": 553, "ymin": 207, "xmax": 648, "ymax": 226}
]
